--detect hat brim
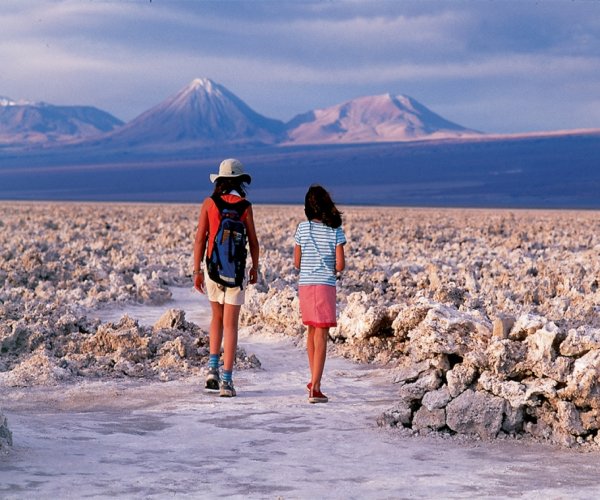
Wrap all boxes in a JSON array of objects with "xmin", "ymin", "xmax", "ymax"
[{"xmin": 210, "ymin": 173, "xmax": 252, "ymax": 184}]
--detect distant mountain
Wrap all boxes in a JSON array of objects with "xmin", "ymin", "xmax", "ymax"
[
  {"xmin": 285, "ymin": 93, "xmax": 481, "ymax": 144},
  {"xmin": 98, "ymin": 78, "xmax": 286, "ymax": 148},
  {"xmin": 0, "ymin": 98, "xmax": 123, "ymax": 147}
]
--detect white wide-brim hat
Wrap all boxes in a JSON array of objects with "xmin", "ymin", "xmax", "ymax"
[{"xmin": 209, "ymin": 158, "xmax": 252, "ymax": 184}]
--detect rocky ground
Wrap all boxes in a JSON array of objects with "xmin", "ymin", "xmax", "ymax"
[{"xmin": 1, "ymin": 201, "xmax": 600, "ymax": 449}]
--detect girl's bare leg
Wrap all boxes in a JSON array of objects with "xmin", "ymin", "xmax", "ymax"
[
  {"xmin": 310, "ymin": 327, "xmax": 329, "ymax": 392},
  {"xmin": 306, "ymin": 325, "xmax": 315, "ymax": 377},
  {"xmin": 222, "ymin": 303, "xmax": 241, "ymax": 372}
]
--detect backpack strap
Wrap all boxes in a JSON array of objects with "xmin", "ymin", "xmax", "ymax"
[{"xmin": 210, "ymin": 194, "xmax": 250, "ymax": 217}]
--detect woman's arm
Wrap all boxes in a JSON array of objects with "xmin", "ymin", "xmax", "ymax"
[
  {"xmin": 193, "ymin": 198, "xmax": 210, "ymax": 293},
  {"xmin": 294, "ymin": 244, "xmax": 302, "ymax": 269},
  {"xmin": 245, "ymin": 205, "xmax": 260, "ymax": 284},
  {"xmin": 335, "ymin": 243, "xmax": 345, "ymax": 272}
]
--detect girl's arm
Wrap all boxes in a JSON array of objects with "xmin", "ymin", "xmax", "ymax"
[
  {"xmin": 193, "ymin": 198, "xmax": 210, "ymax": 293},
  {"xmin": 245, "ymin": 206, "xmax": 260, "ymax": 284},
  {"xmin": 294, "ymin": 244, "xmax": 302, "ymax": 269},
  {"xmin": 335, "ymin": 243, "xmax": 345, "ymax": 272}
]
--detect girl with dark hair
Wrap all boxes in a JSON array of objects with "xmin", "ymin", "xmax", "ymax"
[
  {"xmin": 193, "ymin": 159, "xmax": 259, "ymax": 397},
  {"xmin": 294, "ymin": 184, "xmax": 346, "ymax": 403}
]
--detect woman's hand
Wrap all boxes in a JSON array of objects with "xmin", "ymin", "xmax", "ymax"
[
  {"xmin": 248, "ymin": 267, "xmax": 258, "ymax": 285},
  {"xmin": 194, "ymin": 272, "xmax": 205, "ymax": 294}
]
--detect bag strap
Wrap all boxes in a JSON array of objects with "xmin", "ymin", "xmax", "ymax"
[{"xmin": 211, "ymin": 194, "xmax": 250, "ymax": 217}]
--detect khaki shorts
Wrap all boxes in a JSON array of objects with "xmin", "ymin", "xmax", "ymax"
[{"xmin": 204, "ymin": 270, "xmax": 245, "ymax": 306}]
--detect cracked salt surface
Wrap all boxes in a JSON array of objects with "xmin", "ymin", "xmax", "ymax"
[{"xmin": 2, "ymin": 288, "xmax": 600, "ymax": 498}]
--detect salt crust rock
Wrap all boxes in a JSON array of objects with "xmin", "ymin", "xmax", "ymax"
[
  {"xmin": 561, "ymin": 327, "xmax": 600, "ymax": 357},
  {"xmin": 446, "ymin": 389, "xmax": 505, "ymax": 439},
  {"xmin": 446, "ymin": 364, "xmax": 477, "ymax": 398},
  {"xmin": 0, "ymin": 409, "xmax": 12, "ymax": 450},
  {"xmin": 0, "ymin": 309, "xmax": 260, "ymax": 387},
  {"xmin": 422, "ymin": 386, "xmax": 451, "ymax": 411},
  {"xmin": 413, "ymin": 406, "xmax": 446, "ymax": 431},
  {"xmin": 2, "ymin": 203, "xmax": 600, "ymax": 448},
  {"xmin": 492, "ymin": 315, "xmax": 515, "ymax": 339},
  {"xmin": 335, "ymin": 292, "xmax": 394, "ymax": 341},
  {"xmin": 405, "ymin": 300, "xmax": 492, "ymax": 360}
]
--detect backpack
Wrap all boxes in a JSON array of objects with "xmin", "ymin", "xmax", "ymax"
[{"xmin": 206, "ymin": 194, "xmax": 251, "ymax": 288}]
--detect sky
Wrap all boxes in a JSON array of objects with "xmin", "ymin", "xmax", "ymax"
[{"xmin": 1, "ymin": 0, "xmax": 599, "ymax": 134}]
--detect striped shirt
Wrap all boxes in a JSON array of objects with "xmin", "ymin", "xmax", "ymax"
[{"xmin": 294, "ymin": 220, "xmax": 346, "ymax": 286}]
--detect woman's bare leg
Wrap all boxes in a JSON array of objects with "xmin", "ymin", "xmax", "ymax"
[
  {"xmin": 209, "ymin": 301, "xmax": 224, "ymax": 356},
  {"xmin": 222, "ymin": 303, "xmax": 241, "ymax": 372}
]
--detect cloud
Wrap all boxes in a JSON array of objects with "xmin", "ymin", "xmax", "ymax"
[
  {"xmin": 252, "ymin": 11, "xmax": 470, "ymax": 63},
  {"xmin": 0, "ymin": 0, "xmax": 599, "ymax": 132}
]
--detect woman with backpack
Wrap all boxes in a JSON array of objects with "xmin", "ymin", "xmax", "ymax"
[
  {"xmin": 193, "ymin": 158, "xmax": 259, "ymax": 397},
  {"xmin": 294, "ymin": 185, "xmax": 346, "ymax": 403}
]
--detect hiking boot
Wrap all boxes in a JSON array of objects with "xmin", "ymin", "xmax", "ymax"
[
  {"xmin": 219, "ymin": 379, "xmax": 236, "ymax": 398},
  {"xmin": 308, "ymin": 388, "xmax": 328, "ymax": 404},
  {"xmin": 205, "ymin": 367, "xmax": 220, "ymax": 392}
]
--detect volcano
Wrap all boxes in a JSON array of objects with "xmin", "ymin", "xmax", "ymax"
[
  {"xmin": 285, "ymin": 93, "xmax": 481, "ymax": 144},
  {"xmin": 101, "ymin": 78, "xmax": 286, "ymax": 148}
]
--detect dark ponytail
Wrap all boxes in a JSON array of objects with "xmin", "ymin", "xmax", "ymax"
[
  {"xmin": 304, "ymin": 184, "xmax": 342, "ymax": 228},
  {"xmin": 212, "ymin": 177, "xmax": 248, "ymax": 198}
]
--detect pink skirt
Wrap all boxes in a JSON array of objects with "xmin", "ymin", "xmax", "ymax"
[{"xmin": 298, "ymin": 285, "xmax": 337, "ymax": 328}]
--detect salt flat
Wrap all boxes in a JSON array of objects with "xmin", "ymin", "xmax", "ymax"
[
  {"xmin": 3, "ymin": 312, "xmax": 600, "ymax": 499},
  {"xmin": 2, "ymin": 202, "xmax": 600, "ymax": 497}
]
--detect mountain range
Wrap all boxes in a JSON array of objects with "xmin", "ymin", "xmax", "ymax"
[
  {"xmin": 0, "ymin": 78, "xmax": 480, "ymax": 150},
  {"xmin": 0, "ymin": 78, "xmax": 598, "ymax": 209}
]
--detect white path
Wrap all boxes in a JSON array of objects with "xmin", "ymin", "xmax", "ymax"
[{"xmin": 2, "ymin": 288, "xmax": 600, "ymax": 499}]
